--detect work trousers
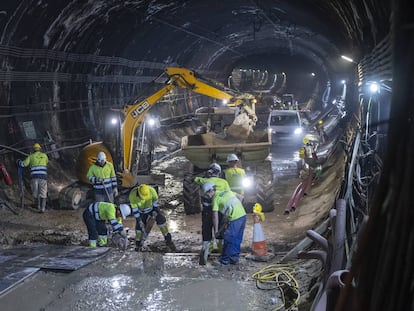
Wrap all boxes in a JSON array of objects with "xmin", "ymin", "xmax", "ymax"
[
  {"xmin": 201, "ymin": 196, "xmax": 223, "ymax": 242},
  {"xmin": 83, "ymin": 207, "xmax": 107, "ymax": 241},
  {"xmin": 30, "ymin": 178, "xmax": 47, "ymax": 199},
  {"xmin": 94, "ymin": 187, "xmax": 114, "ymax": 203},
  {"xmin": 135, "ymin": 208, "xmax": 166, "ymax": 231},
  {"xmin": 220, "ymin": 215, "xmax": 246, "ymax": 265}
]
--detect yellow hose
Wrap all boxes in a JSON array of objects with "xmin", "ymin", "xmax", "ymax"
[{"xmin": 251, "ymin": 263, "xmax": 301, "ymax": 311}]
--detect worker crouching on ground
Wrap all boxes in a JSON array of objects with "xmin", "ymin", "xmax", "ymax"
[
  {"xmin": 83, "ymin": 202, "xmax": 131, "ymax": 250},
  {"xmin": 87, "ymin": 151, "xmax": 118, "ymax": 202},
  {"xmin": 18, "ymin": 143, "xmax": 49, "ymax": 213},
  {"xmin": 129, "ymin": 184, "xmax": 176, "ymax": 252},
  {"xmin": 194, "ymin": 163, "xmax": 231, "ymax": 265},
  {"xmin": 202, "ymin": 181, "xmax": 247, "ymax": 265},
  {"xmin": 224, "ymin": 153, "xmax": 246, "ymax": 201}
]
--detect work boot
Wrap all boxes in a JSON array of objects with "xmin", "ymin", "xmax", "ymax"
[
  {"xmin": 40, "ymin": 198, "xmax": 47, "ymax": 213},
  {"xmin": 135, "ymin": 240, "xmax": 143, "ymax": 252},
  {"xmin": 199, "ymin": 241, "xmax": 211, "ymax": 265},
  {"xmin": 35, "ymin": 197, "xmax": 41, "ymax": 211},
  {"xmin": 165, "ymin": 233, "xmax": 176, "ymax": 252}
]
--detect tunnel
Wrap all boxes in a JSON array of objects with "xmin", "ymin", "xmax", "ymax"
[{"xmin": 0, "ymin": 1, "xmax": 412, "ymax": 310}]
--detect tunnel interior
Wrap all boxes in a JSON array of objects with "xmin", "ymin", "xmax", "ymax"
[{"xmin": 0, "ymin": 0, "xmax": 410, "ymax": 310}]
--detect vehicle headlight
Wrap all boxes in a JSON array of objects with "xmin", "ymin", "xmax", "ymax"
[
  {"xmin": 242, "ymin": 176, "xmax": 254, "ymax": 189},
  {"xmin": 294, "ymin": 127, "xmax": 303, "ymax": 135}
]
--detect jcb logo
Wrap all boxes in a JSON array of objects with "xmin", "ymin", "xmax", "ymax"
[{"xmin": 131, "ymin": 101, "xmax": 150, "ymax": 118}]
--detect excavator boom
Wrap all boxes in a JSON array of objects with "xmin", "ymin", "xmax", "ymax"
[{"xmin": 77, "ymin": 67, "xmax": 259, "ymax": 187}]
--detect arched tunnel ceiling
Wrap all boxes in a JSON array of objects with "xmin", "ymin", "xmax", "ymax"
[{"xmin": 0, "ymin": 0, "xmax": 390, "ymax": 81}]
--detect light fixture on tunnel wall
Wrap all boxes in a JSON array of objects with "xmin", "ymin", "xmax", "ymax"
[
  {"xmin": 341, "ymin": 55, "xmax": 356, "ymax": 64},
  {"xmin": 109, "ymin": 114, "xmax": 122, "ymax": 169},
  {"xmin": 368, "ymin": 82, "xmax": 380, "ymax": 94},
  {"xmin": 311, "ymin": 72, "xmax": 316, "ymax": 77}
]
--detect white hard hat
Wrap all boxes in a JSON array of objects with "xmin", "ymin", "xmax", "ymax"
[
  {"xmin": 97, "ymin": 151, "xmax": 107, "ymax": 162},
  {"xmin": 227, "ymin": 153, "xmax": 239, "ymax": 162},
  {"xmin": 202, "ymin": 181, "xmax": 216, "ymax": 193},
  {"xmin": 208, "ymin": 163, "xmax": 221, "ymax": 176},
  {"xmin": 119, "ymin": 204, "xmax": 131, "ymax": 219}
]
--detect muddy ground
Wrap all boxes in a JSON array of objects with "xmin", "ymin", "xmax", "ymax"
[{"xmin": 0, "ymin": 141, "xmax": 344, "ymax": 311}]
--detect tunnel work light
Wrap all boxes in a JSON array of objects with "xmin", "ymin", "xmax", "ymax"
[{"xmin": 341, "ymin": 55, "xmax": 355, "ymax": 63}]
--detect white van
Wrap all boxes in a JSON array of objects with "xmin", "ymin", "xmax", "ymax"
[{"xmin": 267, "ymin": 110, "xmax": 303, "ymax": 141}]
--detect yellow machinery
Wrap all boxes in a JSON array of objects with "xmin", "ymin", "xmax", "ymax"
[{"xmin": 78, "ymin": 67, "xmax": 259, "ymax": 188}]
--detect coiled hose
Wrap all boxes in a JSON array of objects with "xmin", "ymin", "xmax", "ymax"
[{"xmin": 251, "ymin": 263, "xmax": 301, "ymax": 311}]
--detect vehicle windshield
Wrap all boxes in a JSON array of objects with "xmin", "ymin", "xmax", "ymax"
[{"xmin": 269, "ymin": 115, "xmax": 299, "ymax": 126}]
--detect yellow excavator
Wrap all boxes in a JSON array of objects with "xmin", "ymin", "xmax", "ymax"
[{"xmin": 76, "ymin": 67, "xmax": 259, "ymax": 188}]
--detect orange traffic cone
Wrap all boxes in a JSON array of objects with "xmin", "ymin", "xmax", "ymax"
[
  {"xmin": 246, "ymin": 203, "xmax": 273, "ymax": 262},
  {"xmin": 252, "ymin": 212, "xmax": 268, "ymax": 256}
]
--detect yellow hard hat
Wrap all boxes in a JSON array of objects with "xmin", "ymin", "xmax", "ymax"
[
  {"xmin": 33, "ymin": 143, "xmax": 41, "ymax": 150},
  {"xmin": 253, "ymin": 203, "xmax": 263, "ymax": 214},
  {"xmin": 318, "ymin": 119, "xmax": 323, "ymax": 125},
  {"xmin": 138, "ymin": 184, "xmax": 151, "ymax": 200},
  {"xmin": 303, "ymin": 137, "xmax": 309, "ymax": 144}
]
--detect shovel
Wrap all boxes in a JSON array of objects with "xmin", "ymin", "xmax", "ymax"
[{"xmin": 17, "ymin": 164, "xmax": 24, "ymax": 210}]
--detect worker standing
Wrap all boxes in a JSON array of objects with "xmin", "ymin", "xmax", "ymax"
[
  {"xmin": 87, "ymin": 151, "xmax": 118, "ymax": 202},
  {"xmin": 202, "ymin": 181, "xmax": 246, "ymax": 265},
  {"xmin": 83, "ymin": 201, "xmax": 130, "ymax": 249},
  {"xmin": 128, "ymin": 184, "xmax": 176, "ymax": 251},
  {"xmin": 223, "ymin": 153, "xmax": 246, "ymax": 200},
  {"xmin": 18, "ymin": 143, "xmax": 49, "ymax": 212},
  {"xmin": 194, "ymin": 163, "xmax": 231, "ymax": 265}
]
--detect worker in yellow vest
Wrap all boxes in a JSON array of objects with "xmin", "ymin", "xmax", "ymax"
[
  {"xmin": 129, "ymin": 184, "xmax": 176, "ymax": 252},
  {"xmin": 87, "ymin": 151, "xmax": 118, "ymax": 202},
  {"xmin": 223, "ymin": 154, "xmax": 246, "ymax": 200},
  {"xmin": 18, "ymin": 143, "xmax": 49, "ymax": 212},
  {"xmin": 194, "ymin": 163, "xmax": 231, "ymax": 265}
]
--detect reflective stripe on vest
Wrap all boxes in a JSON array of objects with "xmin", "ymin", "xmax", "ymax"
[{"xmin": 30, "ymin": 165, "xmax": 47, "ymax": 178}]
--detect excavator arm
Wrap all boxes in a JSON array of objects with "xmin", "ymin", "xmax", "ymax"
[
  {"xmin": 76, "ymin": 67, "xmax": 259, "ymax": 187},
  {"xmin": 122, "ymin": 83, "xmax": 175, "ymax": 175},
  {"xmin": 120, "ymin": 67, "xmax": 258, "ymax": 186}
]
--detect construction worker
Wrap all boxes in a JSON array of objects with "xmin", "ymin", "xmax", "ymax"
[
  {"xmin": 87, "ymin": 151, "xmax": 118, "ymax": 202},
  {"xmin": 223, "ymin": 153, "xmax": 246, "ymax": 200},
  {"xmin": 194, "ymin": 163, "xmax": 231, "ymax": 265},
  {"xmin": 129, "ymin": 184, "xmax": 176, "ymax": 251},
  {"xmin": 202, "ymin": 181, "xmax": 247, "ymax": 265},
  {"xmin": 18, "ymin": 143, "xmax": 49, "ymax": 212},
  {"xmin": 83, "ymin": 201, "xmax": 130, "ymax": 249},
  {"xmin": 315, "ymin": 119, "xmax": 328, "ymax": 143}
]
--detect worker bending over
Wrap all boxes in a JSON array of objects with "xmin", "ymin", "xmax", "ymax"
[
  {"xmin": 194, "ymin": 163, "xmax": 231, "ymax": 265},
  {"xmin": 129, "ymin": 184, "xmax": 176, "ymax": 251},
  {"xmin": 202, "ymin": 181, "xmax": 246, "ymax": 265},
  {"xmin": 83, "ymin": 202, "xmax": 130, "ymax": 249},
  {"xmin": 87, "ymin": 151, "xmax": 118, "ymax": 202}
]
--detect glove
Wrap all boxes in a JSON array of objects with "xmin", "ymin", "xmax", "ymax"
[
  {"xmin": 113, "ymin": 187, "xmax": 119, "ymax": 197},
  {"xmin": 95, "ymin": 177, "xmax": 104, "ymax": 184}
]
